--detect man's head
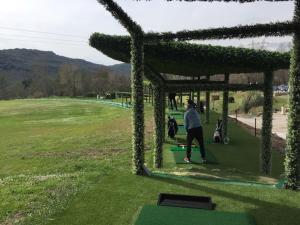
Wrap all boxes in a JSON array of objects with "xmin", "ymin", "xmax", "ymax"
[{"xmin": 187, "ymin": 99, "xmax": 195, "ymax": 109}]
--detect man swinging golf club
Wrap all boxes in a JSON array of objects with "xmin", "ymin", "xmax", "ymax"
[{"xmin": 184, "ymin": 99, "xmax": 206, "ymax": 163}]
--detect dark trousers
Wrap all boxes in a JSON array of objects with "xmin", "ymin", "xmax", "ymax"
[
  {"xmin": 186, "ymin": 126, "xmax": 206, "ymax": 160},
  {"xmin": 169, "ymin": 98, "xmax": 177, "ymax": 110}
]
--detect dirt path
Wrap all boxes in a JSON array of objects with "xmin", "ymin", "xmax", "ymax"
[
  {"xmin": 229, "ymin": 112, "xmax": 288, "ymax": 152},
  {"xmin": 230, "ymin": 112, "xmax": 288, "ymax": 139}
]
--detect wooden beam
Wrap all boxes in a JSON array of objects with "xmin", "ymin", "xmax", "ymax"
[{"xmin": 165, "ymin": 83, "xmax": 263, "ymax": 92}]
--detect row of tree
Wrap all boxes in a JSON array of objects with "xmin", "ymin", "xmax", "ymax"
[{"xmin": 0, "ymin": 64, "xmax": 131, "ymax": 100}]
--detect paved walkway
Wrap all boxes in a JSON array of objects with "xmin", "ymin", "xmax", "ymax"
[{"xmin": 229, "ymin": 112, "xmax": 288, "ymax": 140}]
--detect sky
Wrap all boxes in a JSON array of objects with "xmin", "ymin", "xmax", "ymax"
[{"xmin": 0, "ymin": 0, "xmax": 295, "ymax": 65}]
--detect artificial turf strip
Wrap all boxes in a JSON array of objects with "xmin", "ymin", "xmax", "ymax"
[
  {"xmin": 170, "ymin": 146, "xmax": 199, "ymax": 152},
  {"xmin": 171, "ymin": 147, "xmax": 218, "ymax": 164},
  {"xmin": 98, "ymin": 100, "xmax": 131, "ymax": 109},
  {"xmin": 169, "ymin": 111, "xmax": 184, "ymax": 116},
  {"xmin": 134, "ymin": 205, "xmax": 256, "ymax": 225},
  {"xmin": 151, "ymin": 172, "xmax": 275, "ymax": 189},
  {"xmin": 275, "ymin": 179, "xmax": 287, "ymax": 189},
  {"xmin": 177, "ymin": 125, "xmax": 186, "ymax": 135}
]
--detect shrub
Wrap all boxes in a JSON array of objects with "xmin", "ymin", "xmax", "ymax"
[
  {"xmin": 229, "ymin": 96, "xmax": 235, "ymax": 103},
  {"xmin": 240, "ymin": 92, "xmax": 264, "ymax": 113}
]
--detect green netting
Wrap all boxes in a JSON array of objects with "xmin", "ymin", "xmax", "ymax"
[
  {"xmin": 134, "ymin": 205, "xmax": 256, "ymax": 225},
  {"xmin": 171, "ymin": 146, "xmax": 218, "ymax": 164}
]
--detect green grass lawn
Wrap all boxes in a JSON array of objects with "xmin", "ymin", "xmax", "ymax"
[{"xmin": 0, "ymin": 98, "xmax": 299, "ymax": 225}]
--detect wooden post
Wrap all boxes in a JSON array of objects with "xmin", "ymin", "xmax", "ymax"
[
  {"xmin": 255, "ymin": 118, "xmax": 257, "ymax": 137},
  {"xmin": 222, "ymin": 73, "xmax": 230, "ymax": 141},
  {"xmin": 180, "ymin": 93, "xmax": 183, "ymax": 107},
  {"xmin": 205, "ymin": 75, "xmax": 210, "ymax": 124}
]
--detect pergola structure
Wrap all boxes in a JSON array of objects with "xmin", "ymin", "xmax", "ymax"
[{"xmin": 91, "ymin": 0, "xmax": 299, "ymax": 190}]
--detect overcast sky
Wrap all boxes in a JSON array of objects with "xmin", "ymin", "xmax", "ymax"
[{"xmin": 0, "ymin": 0, "xmax": 295, "ymax": 65}]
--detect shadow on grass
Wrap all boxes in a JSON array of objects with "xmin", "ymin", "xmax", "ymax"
[{"xmin": 146, "ymin": 174, "xmax": 300, "ymax": 225}]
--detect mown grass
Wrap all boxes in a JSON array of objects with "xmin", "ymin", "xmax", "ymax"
[{"xmin": 0, "ymin": 98, "xmax": 299, "ymax": 225}]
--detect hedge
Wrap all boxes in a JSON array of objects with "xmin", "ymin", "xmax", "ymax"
[{"xmin": 90, "ymin": 33, "xmax": 290, "ymax": 76}]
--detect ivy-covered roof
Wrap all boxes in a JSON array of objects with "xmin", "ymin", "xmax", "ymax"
[{"xmin": 90, "ymin": 33, "xmax": 290, "ymax": 76}]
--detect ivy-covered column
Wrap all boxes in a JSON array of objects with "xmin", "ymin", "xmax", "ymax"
[
  {"xmin": 131, "ymin": 34, "xmax": 145, "ymax": 175},
  {"xmin": 153, "ymin": 85, "xmax": 164, "ymax": 168},
  {"xmin": 96, "ymin": 0, "xmax": 146, "ymax": 175},
  {"xmin": 261, "ymin": 71, "xmax": 273, "ymax": 175},
  {"xmin": 162, "ymin": 91, "xmax": 166, "ymax": 141},
  {"xmin": 285, "ymin": 0, "xmax": 300, "ymax": 189},
  {"xmin": 222, "ymin": 73, "xmax": 229, "ymax": 141},
  {"xmin": 206, "ymin": 75, "xmax": 210, "ymax": 124}
]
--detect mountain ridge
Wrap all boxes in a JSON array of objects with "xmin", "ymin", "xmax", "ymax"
[{"xmin": 0, "ymin": 48, "xmax": 130, "ymax": 84}]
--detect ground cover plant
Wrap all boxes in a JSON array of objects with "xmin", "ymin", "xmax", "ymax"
[{"xmin": 0, "ymin": 98, "xmax": 300, "ymax": 225}]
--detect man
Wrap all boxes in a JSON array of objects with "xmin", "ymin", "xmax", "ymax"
[
  {"xmin": 168, "ymin": 93, "xmax": 177, "ymax": 111},
  {"xmin": 184, "ymin": 99, "xmax": 206, "ymax": 163}
]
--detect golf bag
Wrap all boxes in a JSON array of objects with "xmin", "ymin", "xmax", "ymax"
[
  {"xmin": 168, "ymin": 116, "xmax": 178, "ymax": 139},
  {"xmin": 213, "ymin": 119, "xmax": 223, "ymax": 143}
]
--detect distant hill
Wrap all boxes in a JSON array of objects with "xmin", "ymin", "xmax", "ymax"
[
  {"xmin": 0, "ymin": 49, "xmax": 130, "ymax": 84},
  {"xmin": 109, "ymin": 63, "xmax": 131, "ymax": 75}
]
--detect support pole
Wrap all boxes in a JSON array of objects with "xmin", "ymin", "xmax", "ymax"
[
  {"xmin": 206, "ymin": 75, "xmax": 210, "ymax": 124},
  {"xmin": 131, "ymin": 35, "xmax": 145, "ymax": 175},
  {"xmin": 162, "ymin": 92, "xmax": 166, "ymax": 141},
  {"xmin": 261, "ymin": 71, "xmax": 273, "ymax": 175},
  {"xmin": 222, "ymin": 73, "xmax": 230, "ymax": 141},
  {"xmin": 180, "ymin": 93, "xmax": 183, "ymax": 107},
  {"xmin": 285, "ymin": 0, "xmax": 300, "ymax": 189},
  {"xmin": 151, "ymin": 87, "xmax": 154, "ymax": 106},
  {"xmin": 197, "ymin": 91, "xmax": 200, "ymax": 112},
  {"xmin": 96, "ymin": 0, "xmax": 145, "ymax": 175},
  {"xmin": 153, "ymin": 85, "xmax": 164, "ymax": 168}
]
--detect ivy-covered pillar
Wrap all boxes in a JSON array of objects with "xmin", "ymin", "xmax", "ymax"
[
  {"xmin": 96, "ymin": 0, "xmax": 146, "ymax": 175},
  {"xmin": 222, "ymin": 73, "xmax": 229, "ymax": 141},
  {"xmin": 285, "ymin": 0, "xmax": 300, "ymax": 189},
  {"xmin": 261, "ymin": 71, "xmax": 273, "ymax": 175},
  {"xmin": 206, "ymin": 75, "xmax": 210, "ymax": 124},
  {"xmin": 131, "ymin": 34, "xmax": 145, "ymax": 175},
  {"xmin": 153, "ymin": 85, "xmax": 164, "ymax": 168},
  {"xmin": 162, "ymin": 91, "xmax": 166, "ymax": 141}
]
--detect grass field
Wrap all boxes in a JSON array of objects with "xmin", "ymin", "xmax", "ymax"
[{"xmin": 0, "ymin": 98, "xmax": 299, "ymax": 225}]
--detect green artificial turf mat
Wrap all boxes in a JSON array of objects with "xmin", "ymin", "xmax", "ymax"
[
  {"xmin": 171, "ymin": 147, "xmax": 218, "ymax": 164},
  {"xmin": 170, "ymin": 146, "xmax": 199, "ymax": 152},
  {"xmin": 134, "ymin": 205, "xmax": 256, "ymax": 225},
  {"xmin": 151, "ymin": 172, "xmax": 275, "ymax": 189},
  {"xmin": 177, "ymin": 125, "xmax": 186, "ymax": 135},
  {"xmin": 275, "ymin": 179, "xmax": 287, "ymax": 189}
]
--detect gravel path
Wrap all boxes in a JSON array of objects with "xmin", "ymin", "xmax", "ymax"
[{"xmin": 229, "ymin": 112, "xmax": 288, "ymax": 140}]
